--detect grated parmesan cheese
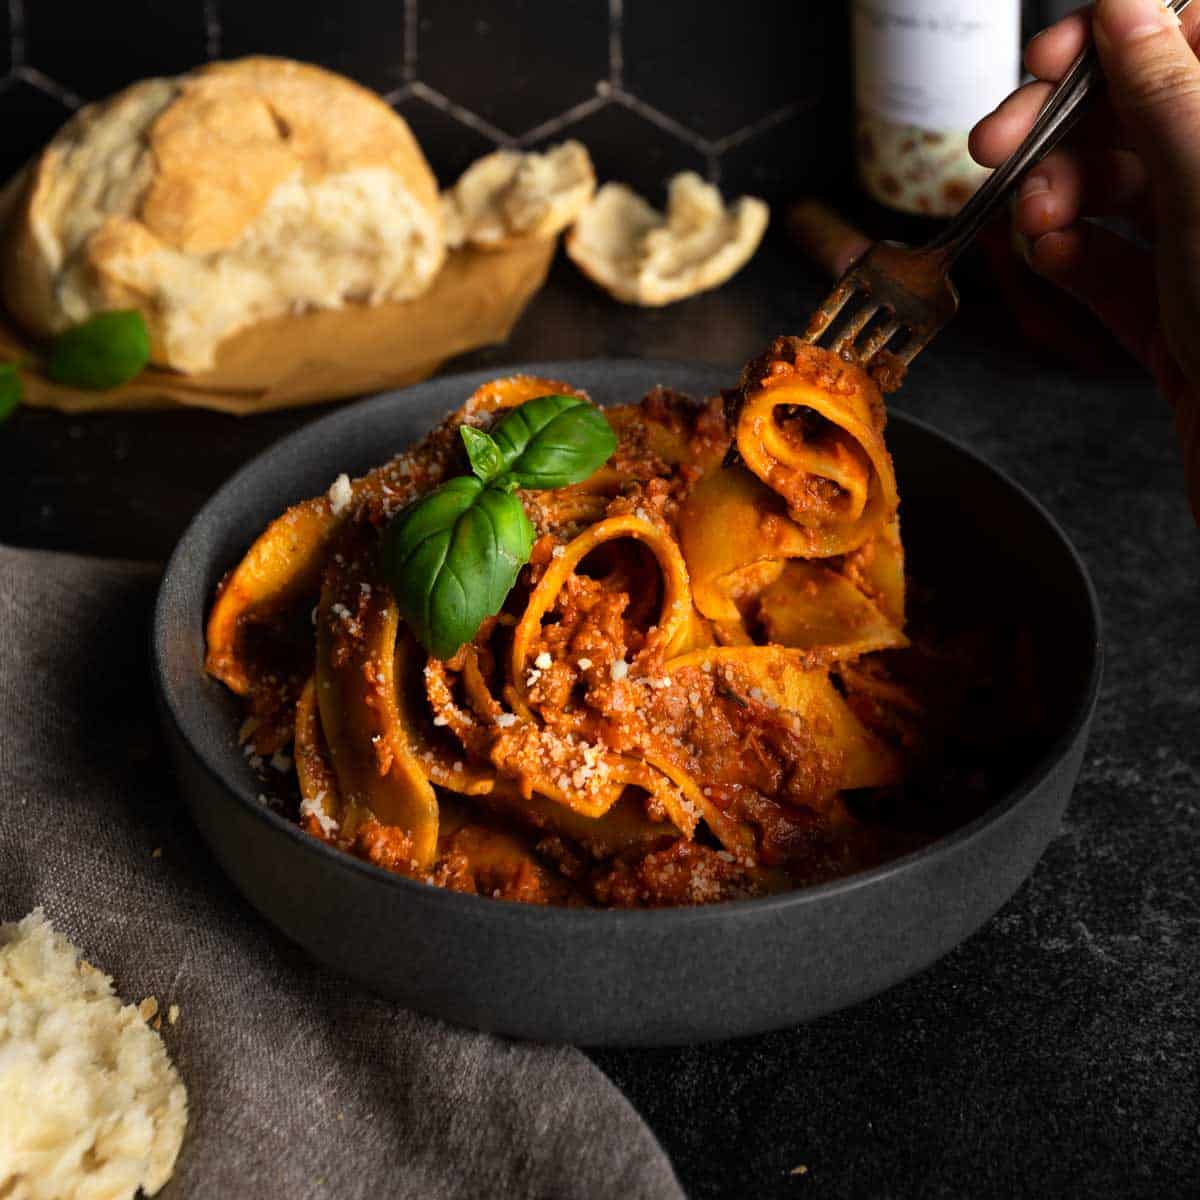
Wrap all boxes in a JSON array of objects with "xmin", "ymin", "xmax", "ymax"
[
  {"xmin": 610, "ymin": 660, "xmax": 629, "ymax": 681},
  {"xmin": 534, "ymin": 651, "xmax": 553, "ymax": 670},
  {"xmin": 577, "ymin": 658, "xmax": 593, "ymax": 670},
  {"xmin": 327, "ymin": 473, "xmax": 353, "ymax": 516},
  {"xmin": 299, "ymin": 793, "xmax": 339, "ymax": 837},
  {"xmin": 495, "ymin": 713, "xmax": 517, "ymax": 728}
]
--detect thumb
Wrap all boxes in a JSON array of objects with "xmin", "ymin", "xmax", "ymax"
[{"xmin": 1093, "ymin": 0, "xmax": 1200, "ymax": 216}]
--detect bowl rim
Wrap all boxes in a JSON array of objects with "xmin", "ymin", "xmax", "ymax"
[{"xmin": 153, "ymin": 357, "xmax": 1104, "ymax": 930}]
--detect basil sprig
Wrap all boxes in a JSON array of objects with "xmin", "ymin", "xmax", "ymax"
[
  {"xmin": 0, "ymin": 364, "xmax": 21, "ymax": 423},
  {"xmin": 381, "ymin": 394, "xmax": 617, "ymax": 658},
  {"xmin": 489, "ymin": 393, "xmax": 617, "ymax": 488},
  {"xmin": 47, "ymin": 310, "xmax": 150, "ymax": 390}
]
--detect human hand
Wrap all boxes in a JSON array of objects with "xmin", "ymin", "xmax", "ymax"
[{"xmin": 971, "ymin": 0, "xmax": 1200, "ymax": 524}]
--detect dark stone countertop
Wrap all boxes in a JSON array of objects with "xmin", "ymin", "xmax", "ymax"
[{"xmin": 2, "ymin": 237, "xmax": 1196, "ymax": 1198}]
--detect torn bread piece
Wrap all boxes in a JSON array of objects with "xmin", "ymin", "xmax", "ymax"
[
  {"xmin": 0, "ymin": 909, "xmax": 188, "ymax": 1200},
  {"xmin": 442, "ymin": 141, "xmax": 596, "ymax": 250},
  {"xmin": 566, "ymin": 172, "xmax": 769, "ymax": 305}
]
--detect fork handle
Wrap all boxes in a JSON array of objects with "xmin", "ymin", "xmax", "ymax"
[{"xmin": 923, "ymin": 0, "xmax": 1192, "ymax": 264}]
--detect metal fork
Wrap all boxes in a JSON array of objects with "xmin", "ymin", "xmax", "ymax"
[{"xmin": 808, "ymin": 0, "xmax": 1194, "ymax": 373}]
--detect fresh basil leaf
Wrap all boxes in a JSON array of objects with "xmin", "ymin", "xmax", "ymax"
[
  {"xmin": 490, "ymin": 394, "xmax": 617, "ymax": 489},
  {"xmin": 0, "ymin": 363, "xmax": 21, "ymax": 423},
  {"xmin": 460, "ymin": 424, "xmax": 504, "ymax": 483},
  {"xmin": 381, "ymin": 475, "xmax": 534, "ymax": 659},
  {"xmin": 46, "ymin": 310, "xmax": 150, "ymax": 390}
]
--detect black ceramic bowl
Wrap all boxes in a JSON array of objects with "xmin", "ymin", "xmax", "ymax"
[{"xmin": 153, "ymin": 360, "xmax": 1102, "ymax": 1046}]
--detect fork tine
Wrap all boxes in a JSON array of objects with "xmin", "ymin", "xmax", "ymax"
[
  {"xmin": 857, "ymin": 318, "xmax": 904, "ymax": 364},
  {"xmin": 830, "ymin": 302, "xmax": 881, "ymax": 356},
  {"xmin": 805, "ymin": 277, "xmax": 858, "ymax": 344},
  {"xmin": 893, "ymin": 329, "xmax": 934, "ymax": 367}
]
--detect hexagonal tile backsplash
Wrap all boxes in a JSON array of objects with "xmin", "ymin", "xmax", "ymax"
[{"xmin": 0, "ymin": 0, "xmax": 854, "ymax": 203}]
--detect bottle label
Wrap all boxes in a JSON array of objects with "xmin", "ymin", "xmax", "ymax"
[{"xmin": 854, "ymin": 0, "xmax": 1021, "ymax": 133}]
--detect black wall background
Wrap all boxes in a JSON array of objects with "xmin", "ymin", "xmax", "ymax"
[{"xmin": 0, "ymin": 1, "xmax": 1049, "ymax": 204}]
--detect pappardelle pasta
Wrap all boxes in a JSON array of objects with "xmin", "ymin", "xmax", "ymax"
[{"xmin": 205, "ymin": 338, "xmax": 993, "ymax": 906}]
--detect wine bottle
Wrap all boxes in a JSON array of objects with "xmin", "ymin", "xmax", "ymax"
[{"xmin": 853, "ymin": 0, "xmax": 1022, "ymax": 219}]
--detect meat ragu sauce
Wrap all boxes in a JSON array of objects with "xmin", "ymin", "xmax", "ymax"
[{"xmin": 207, "ymin": 340, "xmax": 1036, "ymax": 907}]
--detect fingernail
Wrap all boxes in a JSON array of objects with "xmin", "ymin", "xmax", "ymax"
[
  {"xmin": 1013, "ymin": 229, "xmax": 1035, "ymax": 268},
  {"xmin": 1029, "ymin": 231, "xmax": 1074, "ymax": 280},
  {"xmin": 1096, "ymin": 0, "xmax": 1182, "ymax": 44},
  {"xmin": 1020, "ymin": 173, "xmax": 1051, "ymax": 199}
]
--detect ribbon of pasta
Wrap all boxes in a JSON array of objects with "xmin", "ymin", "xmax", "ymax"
[
  {"xmin": 734, "ymin": 337, "xmax": 899, "ymax": 557},
  {"xmin": 679, "ymin": 466, "xmax": 906, "ymax": 646},
  {"xmin": 315, "ymin": 527, "xmax": 439, "ymax": 868},
  {"xmin": 510, "ymin": 513, "xmax": 701, "ymax": 697},
  {"xmin": 755, "ymin": 562, "xmax": 907, "ymax": 659},
  {"xmin": 679, "ymin": 465, "xmax": 813, "ymax": 627},
  {"xmin": 638, "ymin": 750, "xmax": 757, "ymax": 860},
  {"xmin": 294, "ymin": 676, "xmax": 342, "ymax": 841},
  {"xmin": 206, "ymin": 500, "xmax": 338, "ymax": 695},
  {"xmin": 664, "ymin": 646, "xmax": 902, "ymax": 793},
  {"xmin": 840, "ymin": 514, "xmax": 906, "ymax": 627},
  {"xmin": 398, "ymin": 637, "xmax": 498, "ymax": 796},
  {"xmin": 479, "ymin": 784, "xmax": 680, "ymax": 858},
  {"xmin": 506, "ymin": 745, "xmax": 696, "ymax": 834}
]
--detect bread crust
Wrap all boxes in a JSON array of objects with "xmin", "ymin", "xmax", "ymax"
[{"xmin": 2, "ymin": 57, "xmax": 445, "ymax": 372}]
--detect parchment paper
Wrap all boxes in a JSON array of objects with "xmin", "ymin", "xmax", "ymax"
[{"xmin": 0, "ymin": 237, "xmax": 556, "ymax": 416}]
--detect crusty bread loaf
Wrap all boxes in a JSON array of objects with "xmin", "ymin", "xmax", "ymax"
[
  {"xmin": 0, "ymin": 910, "xmax": 187, "ymax": 1200},
  {"xmin": 442, "ymin": 141, "xmax": 596, "ymax": 250},
  {"xmin": 566, "ymin": 172, "xmax": 768, "ymax": 306},
  {"xmin": 2, "ymin": 57, "xmax": 445, "ymax": 373}
]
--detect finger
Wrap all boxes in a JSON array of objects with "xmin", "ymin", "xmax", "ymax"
[
  {"xmin": 1027, "ymin": 221, "xmax": 1159, "ymax": 366},
  {"xmin": 1024, "ymin": 1, "xmax": 1200, "ymax": 79},
  {"xmin": 1015, "ymin": 146, "xmax": 1148, "ymax": 236},
  {"xmin": 971, "ymin": 71, "xmax": 1126, "ymax": 168},
  {"xmin": 1093, "ymin": 0, "xmax": 1200, "ymax": 222},
  {"xmin": 969, "ymin": 81, "xmax": 1054, "ymax": 167},
  {"xmin": 1025, "ymin": 8, "xmax": 1092, "ymax": 81}
]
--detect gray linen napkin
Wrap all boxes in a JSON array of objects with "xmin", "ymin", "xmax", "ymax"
[{"xmin": 0, "ymin": 545, "xmax": 683, "ymax": 1200}]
